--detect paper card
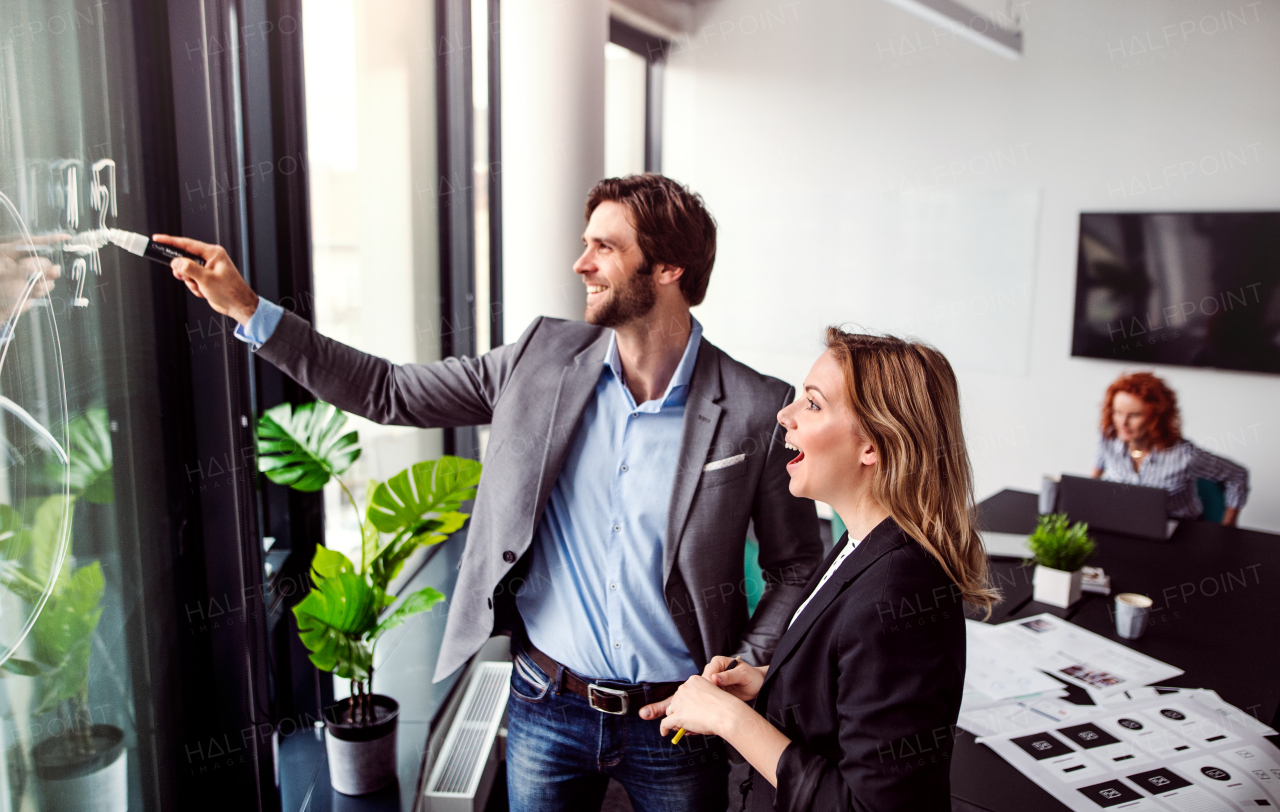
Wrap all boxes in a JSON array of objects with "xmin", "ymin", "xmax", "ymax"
[
  {"xmin": 965, "ymin": 696, "xmax": 1099, "ymax": 740},
  {"xmin": 1221, "ymin": 745, "xmax": 1280, "ymax": 793},
  {"xmin": 1187, "ymin": 691, "xmax": 1280, "ymax": 737},
  {"xmin": 1143, "ymin": 705, "xmax": 1245, "ymax": 749},
  {"xmin": 1059, "ymin": 723, "xmax": 1155, "ymax": 770},
  {"xmin": 1170, "ymin": 755, "xmax": 1277, "ymax": 807},
  {"xmin": 988, "ymin": 614, "xmax": 1184, "ymax": 698},
  {"xmin": 964, "ymin": 619, "xmax": 1067, "ymax": 705},
  {"xmin": 980, "ymin": 694, "xmax": 1280, "ymax": 812},
  {"xmin": 1096, "ymin": 712, "xmax": 1203, "ymax": 761}
]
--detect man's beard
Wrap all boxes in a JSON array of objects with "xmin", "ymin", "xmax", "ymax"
[{"xmin": 585, "ymin": 261, "xmax": 657, "ymax": 328}]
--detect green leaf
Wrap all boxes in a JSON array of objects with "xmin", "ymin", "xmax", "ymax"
[
  {"xmin": 27, "ymin": 561, "xmax": 104, "ymax": 710},
  {"xmin": 0, "ymin": 560, "xmax": 44, "ymax": 603},
  {"xmin": 1, "ymin": 658, "xmax": 44, "ymax": 677},
  {"xmin": 372, "ymin": 586, "xmax": 445, "ymax": 642},
  {"xmin": 66, "ymin": 409, "xmax": 114, "ymax": 504},
  {"xmin": 30, "ymin": 496, "xmax": 71, "ymax": 594},
  {"xmin": 360, "ymin": 480, "xmax": 382, "ymax": 574},
  {"xmin": 292, "ymin": 568, "xmax": 379, "ymax": 681},
  {"xmin": 310, "ymin": 545, "xmax": 356, "ymax": 582},
  {"xmin": 365, "ymin": 458, "xmax": 478, "ymax": 590},
  {"xmin": 367, "ymin": 514, "xmax": 467, "ymax": 590},
  {"xmin": 256, "ymin": 402, "xmax": 361, "ymax": 492},
  {"xmin": 0, "ymin": 504, "xmax": 30, "ymax": 561},
  {"xmin": 367, "ymin": 457, "xmax": 480, "ymax": 535}
]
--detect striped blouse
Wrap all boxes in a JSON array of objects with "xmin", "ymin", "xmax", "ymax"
[{"xmin": 1094, "ymin": 436, "xmax": 1249, "ymax": 519}]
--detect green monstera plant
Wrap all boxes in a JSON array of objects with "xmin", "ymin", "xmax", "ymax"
[
  {"xmin": 0, "ymin": 408, "xmax": 113, "ymax": 757},
  {"xmin": 256, "ymin": 402, "xmax": 481, "ymax": 724}
]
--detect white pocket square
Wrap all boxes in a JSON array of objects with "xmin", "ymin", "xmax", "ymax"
[{"xmin": 703, "ymin": 453, "xmax": 745, "ymax": 472}]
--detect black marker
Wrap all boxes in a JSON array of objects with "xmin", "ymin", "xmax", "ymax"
[{"xmin": 105, "ymin": 229, "xmax": 205, "ymax": 267}]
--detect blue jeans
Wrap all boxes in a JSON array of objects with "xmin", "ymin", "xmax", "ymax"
[{"xmin": 506, "ymin": 645, "xmax": 729, "ymax": 812}]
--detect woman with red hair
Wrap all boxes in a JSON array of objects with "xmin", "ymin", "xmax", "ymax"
[{"xmin": 1092, "ymin": 372, "xmax": 1248, "ymax": 525}]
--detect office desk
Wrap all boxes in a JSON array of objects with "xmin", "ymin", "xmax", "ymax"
[{"xmin": 951, "ymin": 489, "xmax": 1280, "ymax": 812}]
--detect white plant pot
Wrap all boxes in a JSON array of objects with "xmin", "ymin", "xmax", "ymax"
[
  {"xmin": 33, "ymin": 725, "xmax": 127, "ymax": 812},
  {"xmin": 1033, "ymin": 565, "xmax": 1084, "ymax": 609}
]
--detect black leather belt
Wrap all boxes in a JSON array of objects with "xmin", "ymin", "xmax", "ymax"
[{"xmin": 523, "ymin": 642, "xmax": 681, "ymax": 717}]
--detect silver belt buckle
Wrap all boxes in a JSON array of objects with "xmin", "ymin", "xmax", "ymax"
[{"xmin": 587, "ymin": 683, "xmax": 630, "ymax": 715}]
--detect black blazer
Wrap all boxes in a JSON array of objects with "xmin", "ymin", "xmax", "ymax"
[{"xmin": 746, "ymin": 517, "xmax": 966, "ymax": 812}]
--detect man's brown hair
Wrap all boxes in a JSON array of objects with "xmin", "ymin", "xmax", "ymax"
[{"xmin": 584, "ymin": 174, "xmax": 717, "ymax": 306}]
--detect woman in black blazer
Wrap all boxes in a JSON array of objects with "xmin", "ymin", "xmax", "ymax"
[{"xmin": 641, "ymin": 329, "xmax": 999, "ymax": 811}]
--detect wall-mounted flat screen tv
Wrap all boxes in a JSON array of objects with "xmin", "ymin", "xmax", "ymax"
[{"xmin": 1073, "ymin": 212, "xmax": 1280, "ymax": 374}]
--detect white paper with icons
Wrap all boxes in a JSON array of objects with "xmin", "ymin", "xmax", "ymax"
[
  {"xmin": 960, "ymin": 694, "xmax": 1097, "ymax": 739},
  {"xmin": 962, "ymin": 619, "xmax": 1068, "ymax": 711},
  {"xmin": 980, "ymin": 689, "xmax": 1280, "ymax": 812},
  {"xmin": 985, "ymin": 614, "xmax": 1184, "ymax": 698}
]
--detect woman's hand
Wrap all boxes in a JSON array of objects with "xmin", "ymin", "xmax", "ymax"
[
  {"xmin": 0, "ymin": 236, "xmax": 64, "ymax": 321},
  {"xmin": 657, "ymin": 675, "xmax": 747, "ymax": 739},
  {"xmin": 638, "ymin": 657, "xmax": 767, "ymax": 721},
  {"xmin": 152, "ymin": 235, "xmax": 259, "ymax": 325},
  {"xmin": 656, "ymin": 675, "xmax": 792, "ymax": 786},
  {"xmin": 1223, "ymin": 507, "xmax": 1239, "ymax": 527},
  {"xmin": 704, "ymin": 656, "xmax": 767, "ymax": 701}
]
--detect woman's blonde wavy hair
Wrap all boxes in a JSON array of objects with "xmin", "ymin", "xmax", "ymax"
[{"xmin": 826, "ymin": 327, "xmax": 1000, "ymax": 616}]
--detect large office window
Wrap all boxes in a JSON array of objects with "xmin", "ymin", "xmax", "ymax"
[
  {"xmin": 606, "ymin": 42, "xmax": 648, "ymax": 177},
  {"xmin": 0, "ymin": 1, "xmax": 281, "ymax": 807},
  {"xmin": 300, "ymin": 0, "xmax": 443, "ymax": 561},
  {"xmin": 607, "ymin": 18, "xmax": 667, "ymax": 176},
  {"xmin": 0, "ymin": 2, "xmax": 164, "ymax": 808}
]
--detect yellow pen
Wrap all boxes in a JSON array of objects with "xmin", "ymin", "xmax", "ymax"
[{"xmin": 671, "ymin": 656, "xmax": 742, "ymax": 745}]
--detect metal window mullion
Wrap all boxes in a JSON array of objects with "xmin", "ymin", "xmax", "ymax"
[
  {"xmin": 437, "ymin": 0, "xmax": 479, "ymax": 457},
  {"xmin": 644, "ymin": 58, "xmax": 663, "ymax": 173},
  {"xmin": 487, "ymin": 0, "xmax": 503, "ymax": 348}
]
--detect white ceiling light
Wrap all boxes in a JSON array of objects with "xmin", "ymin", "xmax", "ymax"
[{"xmin": 882, "ymin": 0, "xmax": 1023, "ymax": 59}]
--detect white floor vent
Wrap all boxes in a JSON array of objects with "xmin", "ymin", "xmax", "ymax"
[{"xmin": 423, "ymin": 661, "xmax": 512, "ymax": 812}]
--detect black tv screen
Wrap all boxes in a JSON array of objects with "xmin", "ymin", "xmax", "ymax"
[{"xmin": 1072, "ymin": 212, "xmax": 1280, "ymax": 374}]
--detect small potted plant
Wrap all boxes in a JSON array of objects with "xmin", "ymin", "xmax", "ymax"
[
  {"xmin": 1, "ymin": 409, "xmax": 125, "ymax": 812},
  {"xmin": 1028, "ymin": 513, "xmax": 1096, "ymax": 609},
  {"xmin": 256, "ymin": 402, "xmax": 481, "ymax": 795}
]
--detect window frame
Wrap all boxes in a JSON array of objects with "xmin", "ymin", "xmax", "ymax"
[{"xmin": 608, "ymin": 17, "xmax": 669, "ymax": 173}]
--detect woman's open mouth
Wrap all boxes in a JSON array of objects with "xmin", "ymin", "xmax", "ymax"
[{"xmin": 784, "ymin": 440, "xmax": 804, "ymax": 469}]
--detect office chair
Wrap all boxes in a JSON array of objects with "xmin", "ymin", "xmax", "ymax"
[
  {"xmin": 744, "ymin": 538, "xmax": 765, "ymax": 616},
  {"xmin": 1196, "ymin": 478, "xmax": 1226, "ymax": 523},
  {"xmin": 743, "ymin": 512, "xmax": 846, "ymax": 618}
]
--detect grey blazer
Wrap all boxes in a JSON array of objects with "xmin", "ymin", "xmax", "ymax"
[{"xmin": 258, "ymin": 312, "xmax": 824, "ymax": 682}]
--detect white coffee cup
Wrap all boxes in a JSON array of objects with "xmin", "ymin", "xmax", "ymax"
[
  {"xmin": 1114, "ymin": 593, "xmax": 1153, "ymax": 640},
  {"xmin": 1039, "ymin": 475, "xmax": 1060, "ymax": 515}
]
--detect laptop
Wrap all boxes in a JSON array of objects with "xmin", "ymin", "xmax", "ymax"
[{"xmin": 1054, "ymin": 474, "xmax": 1178, "ymax": 540}]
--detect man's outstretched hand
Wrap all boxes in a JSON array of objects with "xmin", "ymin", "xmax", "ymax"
[{"xmin": 153, "ymin": 235, "xmax": 259, "ymax": 325}]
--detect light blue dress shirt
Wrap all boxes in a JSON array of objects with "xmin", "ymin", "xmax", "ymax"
[
  {"xmin": 517, "ymin": 320, "xmax": 703, "ymax": 683},
  {"xmin": 233, "ymin": 297, "xmax": 285, "ymax": 349},
  {"xmin": 236, "ymin": 299, "xmax": 705, "ymax": 683}
]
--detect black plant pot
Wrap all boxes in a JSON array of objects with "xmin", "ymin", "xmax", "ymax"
[
  {"xmin": 324, "ymin": 694, "xmax": 400, "ymax": 795},
  {"xmin": 32, "ymin": 724, "xmax": 127, "ymax": 812}
]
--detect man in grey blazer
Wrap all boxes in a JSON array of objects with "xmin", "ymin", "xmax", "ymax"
[{"xmin": 160, "ymin": 174, "xmax": 822, "ymax": 812}]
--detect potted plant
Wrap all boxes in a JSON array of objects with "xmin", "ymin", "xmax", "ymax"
[
  {"xmin": 256, "ymin": 402, "xmax": 481, "ymax": 795},
  {"xmin": 1, "ymin": 409, "xmax": 125, "ymax": 812},
  {"xmin": 1027, "ymin": 513, "xmax": 1096, "ymax": 609}
]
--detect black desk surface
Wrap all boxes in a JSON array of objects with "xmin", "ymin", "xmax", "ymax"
[{"xmin": 951, "ymin": 489, "xmax": 1280, "ymax": 812}]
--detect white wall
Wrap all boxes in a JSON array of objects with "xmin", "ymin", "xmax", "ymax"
[{"xmin": 663, "ymin": 0, "xmax": 1280, "ymax": 530}]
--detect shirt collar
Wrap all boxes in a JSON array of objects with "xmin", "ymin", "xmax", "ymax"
[{"xmin": 603, "ymin": 316, "xmax": 704, "ymax": 410}]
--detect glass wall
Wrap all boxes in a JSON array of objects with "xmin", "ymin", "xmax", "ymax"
[{"xmin": 0, "ymin": 1, "xmax": 171, "ymax": 808}]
